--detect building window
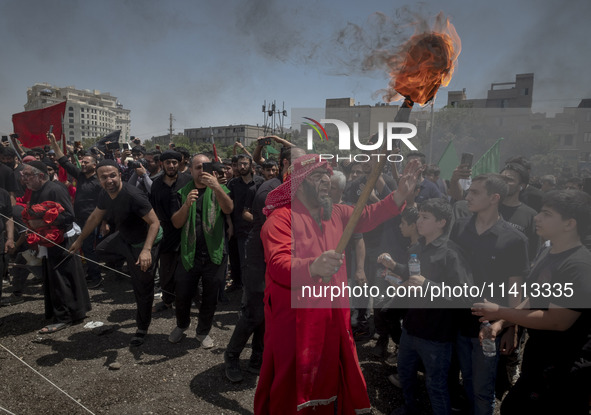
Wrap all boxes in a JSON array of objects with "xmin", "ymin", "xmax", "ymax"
[
  {"xmin": 69, "ymin": 119, "xmax": 74, "ymax": 123},
  {"xmin": 584, "ymin": 132, "xmax": 591, "ymax": 143},
  {"xmin": 68, "ymin": 106, "xmax": 73, "ymax": 111}
]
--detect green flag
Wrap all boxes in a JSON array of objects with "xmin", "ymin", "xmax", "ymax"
[
  {"xmin": 472, "ymin": 137, "xmax": 504, "ymax": 177},
  {"xmin": 437, "ymin": 141, "xmax": 460, "ymax": 181},
  {"xmin": 265, "ymin": 145, "xmax": 280, "ymax": 154}
]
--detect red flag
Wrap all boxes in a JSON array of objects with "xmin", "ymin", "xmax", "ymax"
[
  {"xmin": 12, "ymin": 101, "xmax": 66, "ymax": 148},
  {"xmin": 213, "ymin": 143, "xmax": 220, "ymax": 162}
]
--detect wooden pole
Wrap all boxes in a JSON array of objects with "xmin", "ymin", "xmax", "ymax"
[{"xmin": 335, "ymin": 98, "xmax": 414, "ymax": 255}]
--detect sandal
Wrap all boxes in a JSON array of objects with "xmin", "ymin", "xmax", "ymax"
[
  {"xmin": 130, "ymin": 330, "xmax": 147, "ymax": 347},
  {"xmin": 38, "ymin": 322, "xmax": 71, "ymax": 334}
]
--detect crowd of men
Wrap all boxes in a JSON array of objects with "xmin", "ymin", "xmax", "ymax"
[{"xmin": 0, "ymin": 132, "xmax": 589, "ymax": 415}]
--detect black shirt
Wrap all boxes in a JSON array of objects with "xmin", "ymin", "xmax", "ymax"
[
  {"xmin": 450, "ymin": 214, "xmax": 530, "ymax": 337},
  {"xmin": 149, "ymin": 173, "xmax": 191, "ymax": 253},
  {"xmin": 0, "ymin": 188, "xmax": 11, "ymax": 241},
  {"xmin": 0, "ymin": 163, "xmax": 18, "ymax": 194},
  {"xmin": 57, "ymin": 156, "xmax": 101, "ymax": 224},
  {"xmin": 393, "ymin": 235, "xmax": 474, "ymax": 342},
  {"xmin": 415, "ymin": 177, "xmax": 444, "ymax": 204},
  {"xmin": 97, "ymin": 182, "xmax": 154, "ymax": 245},
  {"xmin": 519, "ymin": 185, "xmax": 544, "ymax": 212},
  {"xmin": 12, "ymin": 163, "xmax": 25, "ymax": 198},
  {"xmin": 175, "ymin": 186, "xmax": 224, "ymax": 261},
  {"xmin": 228, "ymin": 175, "xmax": 264, "ymax": 237},
  {"xmin": 522, "ymin": 245, "xmax": 591, "ymax": 376},
  {"xmin": 500, "ymin": 203, "xmax": 540, "ymax": 261}
]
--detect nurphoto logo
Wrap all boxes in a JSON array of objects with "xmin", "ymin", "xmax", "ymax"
[{"xmin": 304, "ymin": 118, "xmax": 419, "ymax": 163}]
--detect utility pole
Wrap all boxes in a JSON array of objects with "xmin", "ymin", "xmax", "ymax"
[
  {"xmin": 262, "ymin": 100, "xmax": 287, "ymax": 136},
  {"xmin": 169, "ymin": 113, "xmax": 175, "ymax": 142}
]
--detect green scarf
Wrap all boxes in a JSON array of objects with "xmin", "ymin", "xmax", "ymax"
[{"xmin": 178, "ymin": 181, "xmax": 229, "ymax": 270}]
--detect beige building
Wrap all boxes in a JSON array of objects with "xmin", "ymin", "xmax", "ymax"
[
  {"xmin": 25, "ymin": 83, "xmax": 131, "ymax": 143},
  {"xmin": 184, "ymin": 124, "xmax": 266, "ymax": 147},
  {"xmin": 447, "ymin": 73, "xmax": 534, "ymax": 109}
]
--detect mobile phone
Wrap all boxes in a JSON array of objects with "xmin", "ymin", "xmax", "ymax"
[
  {"xmin": 259, "ymin": 137, "xmax": 272, "ymax": 146},
  {"xmin": 1, "ymin": 136, "xmax": 7, "ymax": 142},
  {"xmin": 202, "ymin": 162, "xmax": 214, "ymax": 174},
  {"xmin": 123, "ymin": 143, "xmax": 131, "ymax": 151},
  {"xmin": 49, "ymin": 125, "xmax": 54, "ymax": 134},
  {"xmin": 460, "ymin": 152, "xmax": 473, "ymax": 168},
  {"xmin": 10, "ymin": 133, "xmax": 19, "ymax": 139},
  {"xmin": 583, "ymin": 178, "xmax": 591, "ymax": 196},
  {"xmin": 106, "ymin": 142, "xmax": 121, "ymax": 150}
]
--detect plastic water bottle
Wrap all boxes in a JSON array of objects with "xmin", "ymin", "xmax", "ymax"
[
  {"xmin": 408, "ymin": 254, "xmax": 421, "ymax": 276},
  {"xmin": 481, "ymin": 322, "xmax": 496, "ymax": 357}
]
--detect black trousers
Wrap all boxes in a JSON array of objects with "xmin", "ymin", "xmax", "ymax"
[
  {"xmin": 225, "ymin": 249, "xmax": 265, "ymax": 358},
  {"xmin": 158, "ymin": 251, "xmax": 179, "ymax": 305},
  {"xmin": 42, "ymin": 238, "xmax": 91, "ymax": 324},
  {"xmin": 95, "ymin": 232, "xmax": 159, "ymax": 331},
  {"xmin": 501, "ymin": 368, "xmax": 590, "ymax": 415},
  {"xmin": 174, "ymin": 254, "xmax": 228, "ymax": 336}
]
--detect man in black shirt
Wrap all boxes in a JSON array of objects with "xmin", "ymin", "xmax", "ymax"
[
  {"xmin": 149, "ymin": 150, "xmax": 191, "ymax": 313},
  {"xmin": 49, "ymin": 133, "xmax": 103, "ymax": 288},
  {"xmin": 70, "ymin": 160, "xmax": 161, "ymax": 346},
  {"xmin": 450, "ymin": 174, "xmax": 529, "ymax": 415},
  {"xmin": 169, "ymin": 154, "xmax": 233, "ymax": 349},
  {"xmin": 223, "ymin": 147, "xmax": 305, "ymax": 382},
  {"xmin": 0, "ymin": 146, "xmax": 24, "ymax": 199},
  {"xmin": 226, "ymin": 154, "xmax": 263, "ymax": 292},
  {"xmin": 0, "ymin": 147, "xmax": 18, "ymax": 205},
  {"xmin": 0, "ymin": 188, "xmax": 15, "ymax": 306},
  {"xmin": 22, "ymin": 161, "xmax": 91, "ymax": 332},
  {"xmin": 473, "ymin": 190, "xmax": 591, "ymax": 415},
  {"xmin": 500, "ymin": 163, "xmax": 539, "ymax": 260},
  {"xmin": 497, "ymin": 162, "xmax": 539, "ymax": 396}
]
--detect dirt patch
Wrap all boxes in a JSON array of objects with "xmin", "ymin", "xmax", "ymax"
[{"xmin": 0, "ymin": 275, "xmax": 423, "ymax": 415}]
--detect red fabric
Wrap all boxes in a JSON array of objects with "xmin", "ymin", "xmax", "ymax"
[
  {"xmin": 58, "ymin": 165, "xmax": 68, "ymax": 183},
  {"xmin": 22, "ymin": 201, "xmax": 65, "ymax": 248},
  {"xmin": 213, "ymin": 143, "xmax": 220, "ymax": 162},
  {"xmin": 12, "ymin": 101, "xmax": 67, "ymax": 148},
  {"xmin": 255, "ymin": 194, "xmax": 404, "ymax": 414},
  {"xmin": 16, "ymin": 188, "xmax": 32, "ymax": 208}
]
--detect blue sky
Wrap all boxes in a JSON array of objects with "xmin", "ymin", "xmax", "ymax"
[{"xmin": 1, "ymin": 0, "xmax": 589, "ymax": 139}]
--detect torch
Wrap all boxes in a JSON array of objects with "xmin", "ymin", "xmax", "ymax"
[{"xmin": 333, "ymin": 14, "xmax": 461, "ymax": 261}]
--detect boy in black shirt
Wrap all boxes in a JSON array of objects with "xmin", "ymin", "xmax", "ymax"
[
  {"xmin": 473, "ymin": 190, "xmax": 591, "ymax": 415},
  {"xmin": 380, "ymin": 199, "xmax": 473, "ymax": 415}
]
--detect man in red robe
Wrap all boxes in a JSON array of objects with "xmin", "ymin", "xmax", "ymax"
[{"xmin": 254, "ymin": 154, "xmax": 420, "ymax": 414}]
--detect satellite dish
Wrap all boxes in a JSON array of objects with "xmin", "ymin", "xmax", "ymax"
[
  {"xmin": 268, "ymin": 110, "xmax": 273, "ymax": 116},
  {"xmin": 282, "ymin": 110, "xmax": 287, "ymax": 116}
]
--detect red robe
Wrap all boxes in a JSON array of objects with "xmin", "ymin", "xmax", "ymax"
[{"xmin": 255, "ymin": 194, "xmax": 404, "ymax": 414}]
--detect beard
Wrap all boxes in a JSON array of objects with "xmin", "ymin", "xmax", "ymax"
[
  {"xmin": 302, "ymin": 180, "xmax": 333, "ymax": 221},
  {"xmin": 320, "ymin": 196, "xmax": 333, "ymax": 220}
]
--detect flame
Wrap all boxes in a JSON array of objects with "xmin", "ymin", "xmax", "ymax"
[{"xmin": 383, "ymin": 12, "xmax": 461, "ymax": 105}]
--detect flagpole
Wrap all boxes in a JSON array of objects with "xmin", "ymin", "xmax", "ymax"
[{"xmin": 428, "ymin": 99, "xmax": 435, "ymax": 164}]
